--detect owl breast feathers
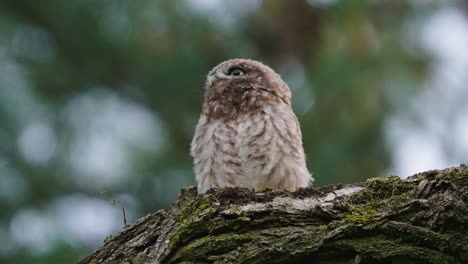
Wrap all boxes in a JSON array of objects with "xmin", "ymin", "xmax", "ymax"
[{"xmin": 191, "ymin": 58, "xmax": 313, "ymax": 193}]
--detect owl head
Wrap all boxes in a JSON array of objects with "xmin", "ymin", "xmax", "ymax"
[{"xmin": 203, "ymin": 58, "xmax": 292, "ymax": 119}]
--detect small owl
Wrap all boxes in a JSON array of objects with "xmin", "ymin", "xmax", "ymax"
[{"xmin": 191, "ymin": 59, "xmax": 312, "ymax": 193}]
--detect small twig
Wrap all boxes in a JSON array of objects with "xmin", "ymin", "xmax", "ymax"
[
  {"xmin": 112, "ymin": 197, "xmax": 128, "ymax": 227},
  {"xmin": 100, "ymin": 190, "xmax": 128, "ymax": 227}
]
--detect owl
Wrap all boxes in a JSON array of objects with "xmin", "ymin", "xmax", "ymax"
[{"xmin": 191, "ymin": 59, "xmax": 312, "ymax": 193}]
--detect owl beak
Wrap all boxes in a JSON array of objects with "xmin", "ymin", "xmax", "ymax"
[
  {"xmin": 207, "ymin": 73, "xmax": 216, "ymax": 87},
  {"xmin": 207, "ymin": 70, "xmax": 225, "ymax": 86}
]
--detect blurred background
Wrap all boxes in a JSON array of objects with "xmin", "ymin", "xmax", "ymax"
[{"xmin": 0, "ymin": 0, "xmax": 467, "ymax": 263}]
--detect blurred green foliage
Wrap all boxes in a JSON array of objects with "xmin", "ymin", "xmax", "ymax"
[{"xmin": 0, "ymin": 0, "xmax": 449, "ymax": 262}]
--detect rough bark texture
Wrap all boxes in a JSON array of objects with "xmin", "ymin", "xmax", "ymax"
[{"xmin": 80, "ymin": 165, "xmax": 468, "ymax": 264}]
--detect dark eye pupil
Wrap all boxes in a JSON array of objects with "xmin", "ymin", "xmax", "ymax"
[{"xmin": 229, "ymin": 68, "xmax": 244, "ymax": 76}]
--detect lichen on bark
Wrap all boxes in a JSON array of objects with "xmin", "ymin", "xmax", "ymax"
[{"xmin": 79, "ymin": 165, "xmax": 468, "ymax": 264}]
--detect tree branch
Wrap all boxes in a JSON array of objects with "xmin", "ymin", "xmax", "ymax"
[{"xmin": 79, "ymin": 165, "xmax": 468, "ymax": 264}]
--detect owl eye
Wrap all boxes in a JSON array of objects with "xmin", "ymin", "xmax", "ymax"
[{"xmin": 227, "ymin": 67, "xmax": 245, "ymax": 76}]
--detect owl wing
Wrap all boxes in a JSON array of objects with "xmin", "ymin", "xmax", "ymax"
[
  {"xmin": 191, "ymin": 116, "xmax": 244, "ymax": 193},
  {"xmin": 241, "ymin": 105, "xmax": 311, "ymax": 191}
]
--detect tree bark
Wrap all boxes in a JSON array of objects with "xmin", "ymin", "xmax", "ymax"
[{"xmin": 79, "ymin": 165, "xmax": 468, "ymax": 264}]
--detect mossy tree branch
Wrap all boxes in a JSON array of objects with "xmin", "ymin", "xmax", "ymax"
[{"xmin": 80, "ymin": 165, "xmax": 468, "ymax": 264}]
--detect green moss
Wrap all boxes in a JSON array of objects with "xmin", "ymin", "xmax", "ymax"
[
  {"xmin": 198, "ymin": 195, "xmax": 213, "ymax": 210},
  {"xmin": 181, "ymin": 194, "xmax": 218, "ymax": 223},
  {"xmin": 345, "ymin": 205, "xmax": 376, "ymax": 225},
  {"xmin": 88, "ymin": 258, "xmax": 97, "ymax": 264},
  {"xmin": 339, "ymin": 224, "xmax": 349, "ymax": 230},
  {"xmin": 229, "ymin": 208, "xmax": 244, "ymax": 215},
  {"xmin": 446, "ymin": 166, "xmax": 467, "ymax": 185},
  {"xmin": 258, "ymin": 186, "xmax": 273, "ymax": 192},
  {"xmin": 238, "ymin": 216, "xmax": 251, "ymax": 222},
  {"xmin": 329, "ymin": 205, "xmax": 377, "ymax": 231},
  {"xmin": 421, "ymin": 166, "xmax": 467, "ymax": 185},
  {"xmin": 349, "ymin": 176, "xmax": 418, "ymax": 204},
  {"xmin": 179, "ymin": 202, "xmax": 198, "ymax": 223},
  {"xmin": 319, "ymin": 224, "xmax": 328, "ymax": 230},
  {"xmin": 124, "ymin": 259, "xmax": 131, "ymax": 264},
  {"xmin": 168, "ymin": 232, "xmax": 182, "ymax": 250},
  {"xmin": 168, "ymin": 221, "xmax": 210, "ymax": 251},
  {"xmin": 168, "ymin": 194, "xmax": 221, "ymax": 252}
]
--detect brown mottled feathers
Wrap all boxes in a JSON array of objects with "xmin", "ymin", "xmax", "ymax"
[{"xmin": 191, "ymin": 58, "xmax": 312, "ymax": 193}]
